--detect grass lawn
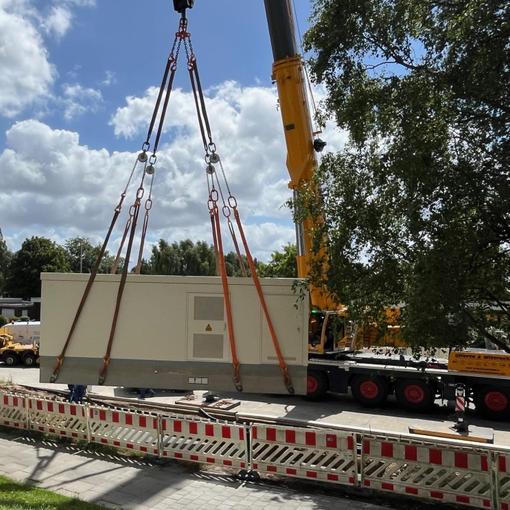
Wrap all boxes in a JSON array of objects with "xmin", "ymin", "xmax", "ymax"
[{"xmin": 0, "ymin": 475, "xmax": 103, "ymax": 509}]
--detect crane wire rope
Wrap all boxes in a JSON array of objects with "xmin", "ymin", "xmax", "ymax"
[{"xmin": 291, "ymin": 0, "xmax": 321, "ymax": 136}]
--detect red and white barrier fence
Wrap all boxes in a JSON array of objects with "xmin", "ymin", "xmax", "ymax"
[
  {"xmin": 88, "ymin": 407, "xmax": 160, "ymax": 456},
  {"xmin": 498, "ymin": 453, "xmax": 510, "ymax": 510},
  {"xmin": 160, "ymin": 416, "xmax": 247, "ymax": 469},
  {"xmin": 362, "ymin": 435, "xmax": 493, "ymax": 509},
  {"xmin": 28, "ymin": 398, "xmax": 88, "ymax": 441},
  {"xmin": 0, "ymin": 389, "xmax": 509, "ymax": 510},
  {"xmin": 251, "ymin": 423, "xmax": 357, "ymax": 485},
  {"xmin": 0, "ymin": 394, "xmax": 26, "ymax": 430}
]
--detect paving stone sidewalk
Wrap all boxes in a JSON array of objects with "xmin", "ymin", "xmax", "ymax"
[{"xmin": 0, "ymin": 432, "xmax": 390, "ymax": 510}]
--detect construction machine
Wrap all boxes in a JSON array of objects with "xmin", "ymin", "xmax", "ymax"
[
  {"xmin": 0, "ymin": 333, "xmax": 39, "ymax": 367},
  {"xmin": 260, "ymin": 0, "xmax": 510, "ymax": 418}
]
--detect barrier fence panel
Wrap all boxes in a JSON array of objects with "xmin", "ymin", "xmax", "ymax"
[
  {"xmin": 27, "ymin": 397, "xmax": 89, "ymax": 441},
  {"xmin": 498, "ymin": 453, "xmax": 510, "ymax": 510},
  {"xmin": 361, "ymin": 435, "xmax": 494, "ymax": 509},
  {"xmin": 0, "ymin": 393, "xmax": 27, "ymax": 430},
  {"xmin": 88, "ymin": 406, "xmax": 160, "ymax": 456},
  {"xmin": 250, "ymin": 423, "xmax": 357, "ymax": 486},
  {"xmin": 3, "ymin": 389, "xmax": 510, "ymax": 510},
  {"xmin": 160, "ymin": 416, "xmax": 248, "ymax": 470}
]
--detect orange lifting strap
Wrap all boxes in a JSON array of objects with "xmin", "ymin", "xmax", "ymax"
[
  {"xmin": 232, "ymin": 206, "xmax": 294, "ymax": 394},
  {"xmin": 209, "ymin": 198, "xmax": 242, "ymax": 391},
  {"xmin": 51, "ymin": 8, "xmax": 294, "ymax": 393}
]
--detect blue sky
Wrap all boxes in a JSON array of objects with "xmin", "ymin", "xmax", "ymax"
[{"xmin": 0, "ymin": 0, "xmax": 344, "ymax": 260}]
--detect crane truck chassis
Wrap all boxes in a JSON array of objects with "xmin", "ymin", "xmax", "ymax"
[{"xmin": 306, "ymin": 350, "xmax": 510, "ymax": 421}]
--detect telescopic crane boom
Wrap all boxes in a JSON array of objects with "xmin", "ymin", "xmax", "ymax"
[{"xmin": 264, "ymin": 0, "xmax": 329, "ymax": 311}]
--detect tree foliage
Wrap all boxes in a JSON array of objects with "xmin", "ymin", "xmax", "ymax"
[
  {"xmin": 147, "ymin": 239, "xmax": 262, "ymax": 277},
  {"xmin": 0, "ymin": 238, "xmax": 12, "ymax": 296},
  {"xmin": 146, "ymin": 239, "xmax": 216, "ymax": 276},
  {"xmin": 305, "ymin": 0, "xmax": 510, "ymax": 350},
  {"xmin": 64, "ymin": 237, "xmax": 116, "ymax": 274},
  {"xmin": 6, "ymin": 237, "xmax": 70, "ymax": 298},
  {"xmin": 258, "ymin": 244, "xmax": 298, "ymax": 278}
]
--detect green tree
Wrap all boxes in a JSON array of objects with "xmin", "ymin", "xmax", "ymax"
[
  {"xmin": 258, "ymin": 244, "xmax": 297, "ymax": 278},
  {"xmin": 147, "ymin": 239, "xmax": 216, "ymax": 276},
  {"xmin": 65, "ymin": 237, "xmax": 116, "ymax": 274},
  {"xmin": 146, "ymin": 239, "xmax": 264, "ymax": 277},
  {"xmin": 6, "ymin": 237, "xmax": 70, "ymax": 298},
  {"xmin": 0, "ymin": 237, "xmax": 12, "ymax": 295},
  {"xmin": 304, "ymin": 0, "xmax": 510, "ymax": 350}
]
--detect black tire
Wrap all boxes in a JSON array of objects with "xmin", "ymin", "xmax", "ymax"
[
  {"xmin": 351, "ymin": 375, "xmax": 389, "ymax": 407},
  {"xmin": 3, "ymin": 352, "xmax": 19, "ymax": 367},
  {"xmin": 474, "ymin": 386, "xmax": 510, "ymax": 420},
  {"xmin": 305, "ymin": 371, "xmax": 329, "ymax": 400},
  {"xmin": 23, "ymin": 353, "xmax": 37, "ymax": 367},
  {"xmin": 395, "ymin": 379, "xmax": 434, "ymax": 412}
]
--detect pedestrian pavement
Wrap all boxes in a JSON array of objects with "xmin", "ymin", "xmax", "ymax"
[{"xmin": 0, "ymin": 431, "xmax": 390, "ymax": 510}]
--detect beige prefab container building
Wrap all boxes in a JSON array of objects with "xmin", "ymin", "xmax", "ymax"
[{"xmin": 39, "ymin": 273, "xmax": 309, "ymax": 395}]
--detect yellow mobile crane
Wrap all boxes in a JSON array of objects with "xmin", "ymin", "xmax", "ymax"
[
  {"xmin": 261, "ymin": 1, "xmax": 510, "ymax": 418},
  {"xmin": 264, "ymin": 0, "xmax": 350, "ymax": 354}
]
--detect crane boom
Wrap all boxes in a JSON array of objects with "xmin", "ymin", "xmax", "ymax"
[{"xmin": 263, "ymin": 0, "xmax": 329, "ymax": 310}]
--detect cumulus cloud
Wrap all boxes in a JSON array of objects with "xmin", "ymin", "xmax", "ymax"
[
  {"xmin": 0, "ymin": 0, "xmax": 96, "ymax": 118},
  {"xmin": 61, "ymin": 83, "xmax": 103, "ymax": 120},
  {"xmin": 0, "ymin": 0, "xmax": 54, "ymax": 117},
  {"xmin": 1, "ymin": 80, "xmax": 347, "ymax": 260},
  {"xmin": 41, "ymin": 5, "xmax": 72, "ymax": 38}
]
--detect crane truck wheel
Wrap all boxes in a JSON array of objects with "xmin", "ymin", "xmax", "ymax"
[
  {"xmin": 305, "ymin": 371, "xmax": 328, "ymax": 400},
  {"xmin": 474, "ymin": 386, "xmax": 510, "ymax": 420},
  {"xmin": 351, "ymin": 375, "xmax": 388, "ymax": 407},
  {"xmin": 3, "ymin": 352, "xmax": 19, "ymax": 367},
  {"xmin": 23, "ymin": 353, "xmax": 37, "ymax": 367},
  {"xmin": 395, "ymin": 379, "xmax": 434, "ymax": 412}
]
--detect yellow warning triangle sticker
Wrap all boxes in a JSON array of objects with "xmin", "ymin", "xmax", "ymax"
[{"xmin": 205, "ymin": 324, "xmax": 212, "ymax": 332}]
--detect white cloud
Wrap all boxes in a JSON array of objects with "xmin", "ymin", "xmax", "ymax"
[
  {"xmin": 1, "ymin": 81, "xmax": 347, "ymax": 261},
  {"xmin": 0, "ymin": 0, "xmax": 96, "ymax": 118},
  {"xmin": 42, "ymin": 5, "xmax": 72, "ymax": 38},
  {"xmin": 61, "ymin": 83, "xmax": 103, "ymax": 120},
  {"xmin": 0, "ymin": 1, "xmax": 54, "ymax": 117},
  {"xmin": 101, "ymin": 70, "xmax": 116, "ymax": 87}
]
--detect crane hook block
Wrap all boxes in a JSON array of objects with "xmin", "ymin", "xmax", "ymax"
[{"xmin": 173, "ymin": 0, "xmax": 194, "ymax": 13}]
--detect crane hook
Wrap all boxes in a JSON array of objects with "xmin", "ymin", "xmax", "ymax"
[{"xmin": 173, "ymin": 0, "xmax": 194, "ymax": 13}]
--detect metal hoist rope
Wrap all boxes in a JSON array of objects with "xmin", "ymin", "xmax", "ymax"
[{"xmin": 51, "ymin": 14, "xmax": 186, "ymax": 384}]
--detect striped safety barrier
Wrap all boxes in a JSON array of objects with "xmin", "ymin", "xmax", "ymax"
[
  {"xmin": 88, "ymin": 406, "xmax": 160, "ymax": 456},
  {"xmin": 251, "ymin": 423, "xmax": 357, "ymax": 486},
  {"xmin": 160, "ymin": 416, "xmax": 248, "ymax": 469},
  {"xmin": 361, "ymin": 435, "xmax": 493, "ymax": 509},
  {"xmin": 0, "ymin": 393, "xmax": 27, "ymax": 430},
  {"xmin": 2, "ymin": 390, "xmax": 510, "ymax": 510},
  {"xmin": 498, "ymin": 453, "xmax": 510, "ymax": 510},
  {"xmin": 27, "ymin": 397, "xmax": 89, "ymax": 441}
]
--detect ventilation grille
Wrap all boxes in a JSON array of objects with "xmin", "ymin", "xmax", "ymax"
[
  {"xmin": 193, "ymin": 334, "xmax": 224, "ymax": 359},
  {"xmin": 194, "ymin": 296, "xmax": 224, "ymax": 321}
]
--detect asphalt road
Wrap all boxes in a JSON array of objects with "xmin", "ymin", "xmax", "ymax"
[{"xmin": 1, "ymin": 364, "xmax": 509, "ymax": 446}]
